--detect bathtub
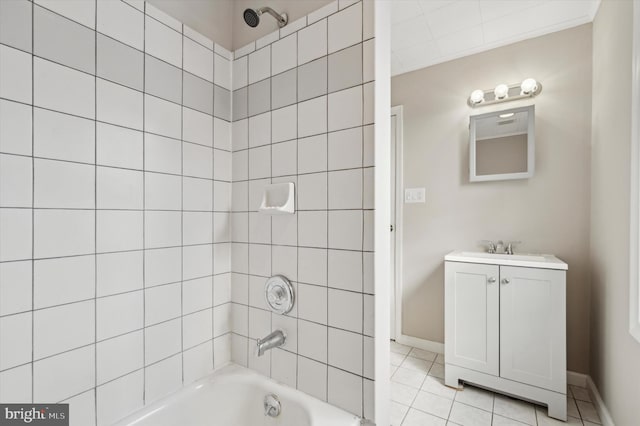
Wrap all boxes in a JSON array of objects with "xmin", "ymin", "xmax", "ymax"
[{"xmin": 113, "ymin": 364, "xmax": 362, "ymax": 426}]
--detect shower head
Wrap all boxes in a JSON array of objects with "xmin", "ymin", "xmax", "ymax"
[
  {"xmin": 243, "ymin": 7, "xmax": 288, "ymax": 28},
  {"xmin": 243, "ymin": 8, "xmax": 260, "ymax": 27}
]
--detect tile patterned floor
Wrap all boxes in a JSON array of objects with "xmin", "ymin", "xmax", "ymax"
[{"xmin": 390, "ymin": 342, "xmax": 602, "ymax": 426}]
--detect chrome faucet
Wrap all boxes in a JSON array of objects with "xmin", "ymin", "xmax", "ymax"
[
  {"xmin": 257, "ymin": 329, "xmax": 286, "ymax": 357},
  {"xmin": 482, "ymin": 240, "xmax": 520, "ymax": 254},
  {"xmin": 482, "ymin": 240, "xmax": 497, "ymax": 253},
  {"xmin": 505, "ymin": 241, "xmax": 521, "ymax": 255}
]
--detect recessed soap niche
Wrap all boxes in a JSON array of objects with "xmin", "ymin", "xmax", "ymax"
[{"xmin": 258, "ymin": 182, "xmax": 295, "ymax": 215}]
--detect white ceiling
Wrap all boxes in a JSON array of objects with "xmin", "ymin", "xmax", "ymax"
[{"xmin": 391, "ymin": 0, "xmax": 600, "ymax": 76}]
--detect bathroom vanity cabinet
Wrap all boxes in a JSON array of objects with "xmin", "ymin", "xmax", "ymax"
[{"xmin": 444, "ymin": 251, "xmax": 568, "ymax": 420}]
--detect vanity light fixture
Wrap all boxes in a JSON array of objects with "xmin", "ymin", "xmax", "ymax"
[
  {"xmin": 520, "ymin": 78, "xmax": 538, "ymax": 95},
  {"xmin": 469, "ymin": 89, "xmax": 485, "ymax": 105},
  {"xmin": 468, "ymin": 78, "xmax": 542, "ymax": 107},
  {"xmin": 494, "ymin": 84, "xmax": 509, "ymax": 100}
]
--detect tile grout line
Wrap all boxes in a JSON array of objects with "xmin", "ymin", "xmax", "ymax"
[
  {"xmin": 0, "ymin": 107, "xmax": 234, "ymax": 155},
  {"xmin": 245, "ymin": 44, "xmax": 250, "ymax": 369},
  {"xmin": 180, "ymin": 20, "xmax": 185, "ymax": 386},
  {"xmin": 93, "ymin": 0, "xmax": 98, "ymax": 423},
  {"xmin": 359, "ymin": 3, "xmax": 365, "ymax": 417},
  {"xmin": 30, "ymin": 0, "xmax": 35, "ymax": 406},
  {"xmin": 211, "ymin": 22, "xmax": 216, "ymax": 373},
  {"xmin": 295, "ymin": 26, "xmax": 300, "ymax": 395},
  {"xmin": 268, "ymin": 41, "xmax": 273, "ymax": 381},
  {"xmin": 142, "ymin": 0, "xmax": 147, "ymax": 408},
  {"xmin": 0, "ymin": 40, "xmax": 231, "ymax": 120},
  {"xmin": 325, "ymin": 14, "xmax": 332, "ymax": 403}
]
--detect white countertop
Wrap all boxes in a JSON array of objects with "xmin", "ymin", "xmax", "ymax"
[{"xmin": 445, "ymin": 250, "xmax": 568, "ymax": 270}]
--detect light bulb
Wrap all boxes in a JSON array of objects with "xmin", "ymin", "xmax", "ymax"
[
  {"xmin": 520, "ymin": 78, "xmax": 538, "ymax": 95},
  {"xmin": 494, "ymin": 84, "xmax": 509, "ymax": 100},
  {"xmin": 469, "ymin": 89, "xmax": 485, "ymax": 105}
]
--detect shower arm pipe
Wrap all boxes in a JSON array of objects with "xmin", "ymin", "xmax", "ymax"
[{"xmin": 256, "ymin": 6, "xmax": 287, "ymax": 27}]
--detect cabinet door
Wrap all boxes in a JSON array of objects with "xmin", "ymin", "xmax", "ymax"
[
  {"xmin": 499, "ymin": 266, "xmax": 566, "ymax": 392},
  {"xmin": 445, "ymin": 262, "xmax": 499, "ymax": 376}
]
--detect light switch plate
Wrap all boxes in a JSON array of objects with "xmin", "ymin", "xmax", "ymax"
[{"xmin": 405, "ymin": 188, "xmax": 425, "ymax": 203}]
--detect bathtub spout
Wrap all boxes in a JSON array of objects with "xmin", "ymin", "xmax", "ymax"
[{"xmin": 257, "ymin": 330, "xmax": 286, "ymax": 356}]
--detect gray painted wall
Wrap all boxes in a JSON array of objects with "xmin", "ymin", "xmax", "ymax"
[
  {"xmin": 391, "ymin": 24, "xmax": 593, "ymax": 374},
  {"xmin": 590, "ymin": 0, "xmax": 640, "ymax": 424},
  {"xmin": 147, "ymin": 0, "xmax": 234, "ymax": 49}
]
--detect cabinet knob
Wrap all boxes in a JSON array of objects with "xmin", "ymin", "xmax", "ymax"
[
  {"xmin": 488, "ymin": 277, "xmax": 496, "ymax": 284},
  {"xmin": 501, "ymin": 278, "xmax": 511, "ymax": 285}
]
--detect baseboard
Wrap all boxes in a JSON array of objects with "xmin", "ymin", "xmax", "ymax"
[
  {"xmin": 395, "ymin": 334, "xmax": 444, "ymax": 354},
  {"xmin": 586, "ymin": 376, "xmax": 615, "ymax": 426},
  {"xmin": 566, "ymin": 370, "xmax": 588, "ymax": 387}
]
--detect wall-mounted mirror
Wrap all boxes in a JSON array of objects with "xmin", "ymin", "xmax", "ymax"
[{"xmin": 469, "ymin": 105, "xmax": 535, "ymax": 182}]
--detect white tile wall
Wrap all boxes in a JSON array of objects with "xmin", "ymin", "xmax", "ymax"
[
  {"xmin": 0, "ymin": 261, "xmax": 32, "ymax": 316},
  {"xmin": 35, "ymin": 0, "xmax": 96, "ymax": 29},
  {"xmin": 33, "ymin": 345, "xmax": 95, "ymax": 403},
  {"xmin": 214, "ymin": 54, "xmax": 232, "ymax": 90},
  {"xmin": 298, "ymin": 283, "xmax": 328, "ymax": 324},
  {"xmin": 34, "ymin": 210, "xmax": 95, "ymax": 258},
  {"xmin": 298, "ymin": 19, "xmax": 328, "ymax": 65},
  {"xmin": 96, "ymin": 330, "xmax": 143, "ymax": 385},
  {"xmin": 96, "ymin": 291, "xmax": 143, "ymax": 341},
  {"xmin": 34, "ymin": 57, "xmax": 94, "ymax": 119},
  {"xmin": 145, "ymin": 3, "xmax": 180, "ymax": 31},
  {"xmin": 328, "ymin": 85, "xmax": 363, "ymax": 131},
  {"xmin": 232, "ymin": 56, "xmax": 248, "ymax": 90},
  {"xmin": 96, "ymin": 251, "xmax": 143, "ymax": 296},
  {"xmin": 0, "ymin": 2, "xmax": 232, "ymax": 424},
  {"xmin": 183, "ymin": 108, "xmax": 213, "ymax": 146},
  {"xmin": 97, "ymin": 78, "xmax": 143, "ymax": 130},
  {"xmin": 0, "ymin": 44, "xmax": 32, "ymax": 104},
  {"xmin": 35, "ymin": 109, "xmax": 91, "ymax": 162},
  {"xmin": 328, "ymin": 1, "xmax": 363, "ymax": 54},
  {"xmin": 272, "ymin": 106, "xmax": 297, "ymax": 143},
  {"xmin": 145, "ymin": 15, "xmax": 181, "ymax": 68},
  {"xmin": 248, "ymin": 46, "xmax": 271, "ymax": 84},
  {"xmin": 328, "ymin": 366, "xmax": 363, "ymax": 414},
  {"xmin": 34, "ymin": 256, "xmax": 94, "ymax": 309},
  {"xmin": 0, "ymin": 209, "xmax": 32, "ymax": 262},
  {"xmin": 96, "ymin": 370, "xmax": 143, "ymax": 426},
  {"xmin": 96, "ymin": 122, "xmax": 142, "ymax": 170},
  {"xmin": 185, "ymin": 342, "xmax": 214, "ymax": 384},
  {"xmin": 0, "ymin": 100, "xmax": 32, "ymax": 156},
  {"xmin": 184, "ymin": 37, "xmax": 214, "ymax": 82},
  {"xmin": 144, "ymin": 317, "xmax": 182, "ymax": 366},
  {"xmin": 145, "ymin": 94, "xmax": 181, "ymax": 139},
  {"xmin": 2, "ymin": 0, "xmax": 374, "ymax": 423},
  {"xmin": 309, "ymin": 2, "xmax": 339, "ymax": 25},
  {"xmin": 298, "ymin": 96, "xmax": 328, "ymax": 137},
  {"xmin": 0, "ymin": 154, "xmax": 32, "ymax": 207},
  {"xmin": 0, "ymin": 364, "xmax": 32, "ymax": 403},
  {"xmin": 272, "ymin": 34, "xmax": 297, "ymax": 75},
  {"xmin": 97, "ymin": 0, "xmax": 144, "ymax": 50},
  {"xmin": 231, "ymin": 4, "xmax": 374, "ymax": 403},
  {"xmin": 0, "ymin": 312, "xmax": 32, "ymax": 370}
]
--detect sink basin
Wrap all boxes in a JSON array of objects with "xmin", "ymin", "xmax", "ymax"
[
  {"xmin": 446, "ymin": 250, "xmax": 567, "ymax": 270},
  {"xmin": 458, "ymin": 252, "xmax": 547, "ymax": 262}
]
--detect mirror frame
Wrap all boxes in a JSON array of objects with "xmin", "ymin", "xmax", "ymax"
[{"xmin": 469, "ymin": 105, "xmax": 535, "ymax": 182}]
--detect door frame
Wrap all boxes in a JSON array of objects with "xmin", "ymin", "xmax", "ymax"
[{"xmin": 391, "ymin": 105, "xmax": 404, "ymax": 341}]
